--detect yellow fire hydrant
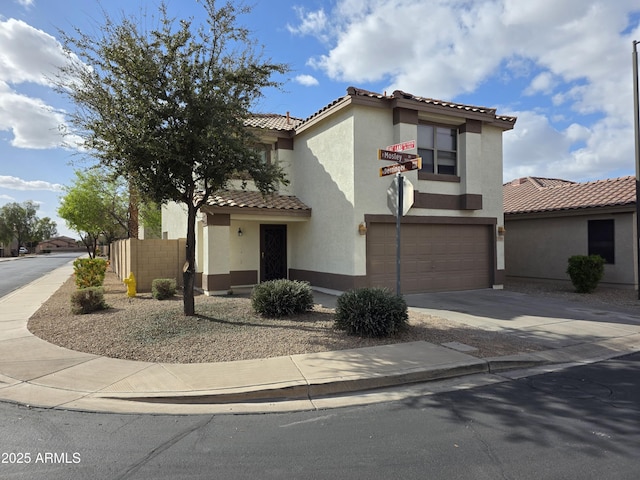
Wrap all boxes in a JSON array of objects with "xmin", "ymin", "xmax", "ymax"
[{"xmin": 123, "ymin": 272, "xmax": 137, "ymax": 298}]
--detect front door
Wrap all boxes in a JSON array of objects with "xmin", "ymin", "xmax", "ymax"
[{"xmin": 260, "ymin": 224, "xmax": 287, "ymax": 282}]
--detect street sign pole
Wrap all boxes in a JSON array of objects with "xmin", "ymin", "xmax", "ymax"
[{"xmin": 396, "ymin": 173, "xmax": 403, "ymax": 297}]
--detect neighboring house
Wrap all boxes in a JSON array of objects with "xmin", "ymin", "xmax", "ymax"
[
  {"xmin": 36, "ymin": 236, "xmax": 80, "ymax": 253},
  {"xmin": 503, "ymin": 176, "xmax": 636, "ymax": 288},
  {"xmin": 162, "ymin": 87, "xmax": 516, "ymax": 294}
]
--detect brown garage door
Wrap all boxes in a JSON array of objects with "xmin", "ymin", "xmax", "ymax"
[{"xmin": 367, "ymin": 222, "xmax": 492, "ymax": 293}]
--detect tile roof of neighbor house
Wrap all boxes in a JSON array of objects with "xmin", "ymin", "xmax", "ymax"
[
  {"xmin": 244, "ymin": 113, "xmax": 303, "ymax": 131},
  {"xmin": 503, "ymin": 176, "xmax": 636, "ymax": 215},
  {"xmin": 247, "ymin": 87, "xmax": 517, "ymax": 133},
  {"xmin": 206, "ymin": 190, "xmax": 311, "ymax": 212}
]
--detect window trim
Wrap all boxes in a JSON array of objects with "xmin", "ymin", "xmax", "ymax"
[{"xmin": 417, "ymin": 121, "xmax": 459, "ymax": 180}]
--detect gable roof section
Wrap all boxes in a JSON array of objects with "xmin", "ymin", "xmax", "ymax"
[
  {"xmin": 277, "ymin": 87, "xmax": 517, "ymax": 135},
  {"xmin": 247, "ymin": 87, "xmax": 517, "ymax": 137},
  {"xmin": 204, "ymin": 190, "xmax": 311, "ymax": 216},
  {"xmin": 504, "ymin": 176, "xmax": 636, "ymax": 215}
]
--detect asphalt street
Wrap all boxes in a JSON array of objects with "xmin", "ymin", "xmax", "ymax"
[
  {"xmin": 0, "ymin": 253, "xmax": 81, "ymax": 298},
  {"xmin": 1, "ymin": 353, "xmax": 639, "ymax": 479}
]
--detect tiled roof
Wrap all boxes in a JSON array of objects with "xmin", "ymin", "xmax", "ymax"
[
  {"xmin": 504, "ymin": 176, "xmax": 636, "ymax": 215},
  {"xmin": 245, "ymin": 113, "xmax": 302, "ymax": 131},
  {"xmin": 247, "ymin": 87, "xmax": 516, "ymax": 134},
  {"xmin": 206, "ymin": 190, "xmax": 311, "ymax": 212},
  {"xmin": 295, "ymin": 86, "xmax": 516, "ymax": 130}
]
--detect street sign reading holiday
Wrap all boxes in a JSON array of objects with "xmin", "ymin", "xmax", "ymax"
[
  {"xmin": 378, "ymin": 149, "xmax": 419, "ymax": 163},
  {"xmin": 379, "ymin": 158, "xmax": 422, "ymax": 177},
  {"xmin": 385, "ymin": 140, "xmax": 416, "ymax": 152}
]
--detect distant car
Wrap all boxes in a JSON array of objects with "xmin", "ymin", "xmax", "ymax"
[{"xmin": 19, "ymin": 247, "xmax": 28, "ymax": 254}]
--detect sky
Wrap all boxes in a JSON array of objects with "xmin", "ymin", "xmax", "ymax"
[{"xmin": 2, "ymin": 0, "xmax": 640, "ymax": 239}]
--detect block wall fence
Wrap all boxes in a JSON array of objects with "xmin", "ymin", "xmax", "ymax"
[{"xmin": 110, "ymin": 238, "xmax": 186, "ymax": 292}]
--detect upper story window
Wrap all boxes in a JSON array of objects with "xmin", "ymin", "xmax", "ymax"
[{"xmin": 418, "ymin": 124, "xmax": 457, "ymax": 176}]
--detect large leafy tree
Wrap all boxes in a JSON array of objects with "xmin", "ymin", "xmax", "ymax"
[
  {"xmin": 56, "ymin": 0, "xmax": 288, "ymax": 315},
  {"xmin": 0, "ymin": 201, "xmax": 56, "ymax": 252},
  {"xmin": 58, "ymin": 169, "xmax": 128, "ymax": 258}
]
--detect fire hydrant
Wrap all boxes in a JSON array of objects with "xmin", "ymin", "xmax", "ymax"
[{"xmin": 123, "ymin": 272, "xmax": 137, "ymax": 298}]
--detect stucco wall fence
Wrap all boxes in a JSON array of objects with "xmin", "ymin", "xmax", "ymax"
[{"xmin": 110, "ymin": 238, "xmax": 186, "ymax": 292}]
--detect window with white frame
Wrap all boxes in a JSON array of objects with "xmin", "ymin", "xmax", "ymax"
[{"xmin": 417, "ymin": 124, "xmax": 458, "ymax": 175}]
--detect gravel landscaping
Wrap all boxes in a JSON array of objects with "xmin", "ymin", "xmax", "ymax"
[{"xmin": 26, "ymin": 270, "xmax": 557, "ymax": 364}]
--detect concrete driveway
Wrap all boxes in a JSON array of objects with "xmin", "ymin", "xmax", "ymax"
[{"xmin": 403, "ymin": 288, "xmax": 640, "ymax": 350}]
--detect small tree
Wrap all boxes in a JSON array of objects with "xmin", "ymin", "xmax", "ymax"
[
  {"xmin": 0, "ymin": 201, "xmax": 55, "ymax": 251},
  {"xmin": 58, "ymin": 169, "xmax": 128, "ymax": 257},
  {"xmin": 56, "ymin": 0, "xmax": 288, "ymax": 315}
]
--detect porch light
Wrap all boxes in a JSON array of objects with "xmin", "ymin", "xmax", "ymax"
[
  {"xmin": 237, "ymin": 227, "xmax": 243, "ymax": 237},
  {"xmin": 497, "ymin": 226, "xmax": 506, "ymax": 237},
  {"xmin": 358, "ymin": 222, "xmax": 367, "ymax": 235}
]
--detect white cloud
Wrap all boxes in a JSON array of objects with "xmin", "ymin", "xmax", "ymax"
[
  {"xmin": 0, "ymin": 19, "xmax": 83, "ymax": 150},
  {"xmin": 294, "ymin": 74, "xmax": 319, "ymax": 86},
  {"xmin": 290, "ymin": 0, "xmax": 640, "ymax": 181},
  {"xmin": 0, "ymin": 175, "xmax": 63, "ymax": 192},
  {"xmin": 0, "ymin": 18, "xmax": 69, "ymax": 86},
  {"xmin": 16, "ymin": 0, "xmax": 35, "ymax": 8},
  {"xmin": 0, "ymin": 194, "xmax": 16, "ymax": 201},
  {"xmin": 287, "ymin": 7, "xmax": 328, "ymax": 39},
  {"xmin": 524, "ymin": 72, "xmax": 557, "ymax": 96}
]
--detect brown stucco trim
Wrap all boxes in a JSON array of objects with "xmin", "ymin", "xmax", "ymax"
[
  {"xmin": 393, "ymin": 107, "xmax": 419, "ymax": 125},
  {"xmin": 202, "ymin": 273, "xmax": 231, "ymax": 292},
  {"xmin": 413, "ymin": 192, "xmax": 483, "ymax": 210},
  {"xmin": 289, "ymin": 269, "xmax": 367, "ymax": 292},
  {"xmin": 230, "ymin": 270, "xmax": 258, "ymax": 286},
  {"xmin": 276, "ymin": 137, "xmax": 294, "ymax": 150},
  {"xmin": 417, "ymin": 172, "xmax": 461, "ymax": 182},
  {"xmin": 203, "ymin": 206, "xmax": 311, "ymax": 217},
  {"xmin": 460, "ymin": 119, "xmax": 482, "ymax": 134},
  {"xmin": 203, "ymin": 213, "xmax": 231, "ymax": 226},
  {"xmin": 364, "ymin": 214, "xmax": 497, "ymax": 226}
]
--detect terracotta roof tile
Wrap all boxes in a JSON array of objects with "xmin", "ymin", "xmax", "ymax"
[
  {"xmin": 504, "ymin": 176, "xmax": 636, "ymax": 214},
  {"xmin": 245, "ymin": 113, "xmax": 302, "ymax": 131},
  {"xmin": 205, "ymin": 190, "xmax": 311, "ymax": 212},
  {"xmin": 295, "ymin": 87, "xmax": 517, "ymax": 130}
]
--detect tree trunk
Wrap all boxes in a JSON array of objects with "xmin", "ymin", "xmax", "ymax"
[
  {"xmin": 183, "ymin": 203, "xmax": 197, "ymax": 316},
  {"xmin": 128, "ymin": 182, "xmax": 139, "ymax": 239}
]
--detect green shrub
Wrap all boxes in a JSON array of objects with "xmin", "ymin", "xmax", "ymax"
[
  {"xmin": 335, "ymin": 287, "xmax": 408, "ymax": 338},
  {"xmin": 251, "ymin": 279, "xmax": 314, "ymax": 317},
  {"xmin": 152, "ymin": 278, "xmax": 177, "ymax": 300},
  {"xmin": 73, "ymin": 258, "xmax": 108, "ymax": 289},
  {"xmin": 567, "ymin": 255, "xmax": 605, "ymax": 293},
  {"xmin": 71, "ymin": 287, "xmax": 108, "ymax": 315}
]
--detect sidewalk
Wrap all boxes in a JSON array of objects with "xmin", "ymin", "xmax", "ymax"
[{"xmin": 1, "ymin": 259, "xmax": 639, "ymax": 415}]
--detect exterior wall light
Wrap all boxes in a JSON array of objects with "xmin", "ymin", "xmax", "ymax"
[
  {"xmin": 358, "ymin": 222, "xmax": 367, "ymax": 235},
  {"xmin": 497, "ymin": 226, "xmax": 506, "ymax": 237},
  {"xmin": 237, "ymin": 227, "xmax": 243, "ymax": 237}
]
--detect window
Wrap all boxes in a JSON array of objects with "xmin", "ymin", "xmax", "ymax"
[
  {"xmin": 418, "ymin": 124, "xmax": 458, "ymax": 175},
  {"xmin": 588, "ymin": 219, "xmax": 614, "ymax": 264}
]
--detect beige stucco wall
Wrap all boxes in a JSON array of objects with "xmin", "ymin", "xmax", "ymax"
[
  {"xmin": 289, "ymin": 108, "xmax": 358, "ymax": 276},
  {"xmin": 505, "ymin": 213, "xmax": 635, "ymax": 287}
]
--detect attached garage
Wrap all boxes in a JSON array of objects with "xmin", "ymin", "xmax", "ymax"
[{"xmin": 367, "ymin": 220, "xmax": 494, "ymax": 294}]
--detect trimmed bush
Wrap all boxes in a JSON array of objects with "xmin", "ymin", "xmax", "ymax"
[
  {"xmin": 335, "ymin": 287, "xmax": 408, "ymax": 338},
  {"xmin": 71, "ymin": 287, "xmax": 108, "ymax": 315},
  {"xmin": 73, "ymin": 258, "xmax": 108, "ymax": 289},
  {"xmin": 567, "ymin": 255, "xmax": 605, "ymax": 293},
  {"xmin": 251, "ymin": 279, "xmax": 314, "ymax": 317},
  {"xmin": 152, "ymin": 278, "xmax": 177, "ymax": 300}
]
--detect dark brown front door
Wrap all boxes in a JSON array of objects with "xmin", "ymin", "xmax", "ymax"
[{"xmin": 260, "ymin": 224, "xmax": 287, "ymax": 282}]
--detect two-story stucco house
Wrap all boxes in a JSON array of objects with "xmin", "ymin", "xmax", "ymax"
[{"xmin": 162, "ymin": 87, "xmax": 516, "ymax": 295}]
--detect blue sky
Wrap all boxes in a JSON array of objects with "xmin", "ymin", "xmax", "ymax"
[{"xmin": 2, "ymin": 0, "xmax": 640, "ymax": 239}]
